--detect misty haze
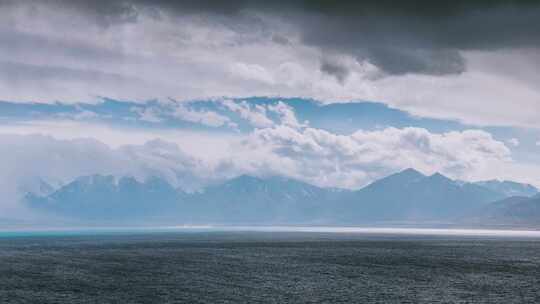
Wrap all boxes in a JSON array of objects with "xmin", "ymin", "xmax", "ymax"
[{"xmin": 1, "ymin": 1, "xmax": 540, "ymax": 303}]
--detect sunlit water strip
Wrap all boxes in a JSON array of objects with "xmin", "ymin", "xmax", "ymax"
[
  {"xmin": 198, "ymin": 226, "xmax": 540, "ymax": 237},
  {"xmin": 2, "ymin": 226, "xmax": 540, "ymax": 238}
]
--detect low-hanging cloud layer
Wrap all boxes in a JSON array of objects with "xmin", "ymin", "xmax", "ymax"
[
  {"xmin": 2, "ymin": 99, "xmax": 539, "ymax": 217},
  {"xmin": 1, "ymin": 0, "xmax": 540, "ymax": 127},
  {"xmin": 240, "ymin": 126, "xmax": 514, "ymax": 189},
  {"xmin": 1, "ymin": 1, "xmax": 540, "ymax": 217}
]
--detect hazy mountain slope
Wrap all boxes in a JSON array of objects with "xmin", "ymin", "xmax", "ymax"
[
  {"xmin": 335, "ymin": 168, "xmax": 424, "ymax": 221},
  {"xmin": 340, "ymin": 169, "xmax": 504, "ymax": 222},
  {"xmin": 25, "ymin": 170, "xmax": 536, "ymax": 225},
  {"xmin": 482, "ymin": 195, "xmax": 540, "ymax": 224},
  {"xmin": 187, "ymin": 175, "xmax": 344, "ymax": 223},
  {"xmin": 17, "ymin": 178, "xmax": 58, "ymax": 197},
  {"xmin": 26, "ymin": 175, "xmax": 184, "ymax": 221},
  {"xmin": 474, "ymin": 180, "xmax": 538, "ymax": 197}
]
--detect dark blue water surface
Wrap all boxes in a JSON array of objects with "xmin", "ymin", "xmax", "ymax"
[{"xmin": 1, "ymin": 230, "xmax": 539, "ymax": 303}]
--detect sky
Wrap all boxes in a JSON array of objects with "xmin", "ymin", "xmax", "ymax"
[{"xmin": 1, "ymin": 0, "xmax": 540, "ymax": 215}]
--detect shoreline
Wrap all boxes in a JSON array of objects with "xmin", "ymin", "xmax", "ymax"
[{"xmin": 2, "ymin": 225, "xmax": 540, "ymax": 238}]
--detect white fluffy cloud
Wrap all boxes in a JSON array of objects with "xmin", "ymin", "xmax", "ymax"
[
  {"xmin": 266, "ymin": 102, "xmax": 306, "ymax": 128},
  {"xmin": 222, "ymin": 100, "xmax": 303, "ymax": 128},
  {"xmin": 130, "ymin": 100, "xmax": 237, "ymax": 128},
  {"xmin": 171, "ymin": 103, "xmax": 234, "ymax": 128},
  {"xmin": 131, "ymin": 106, "xmax": 163, "ymax": 123},
  {"xmin": 127, "ymin": 99, "xmax": 301, "ymax": 129},
  {"xmin": 507, "ymin": 138, "xmax": 520, "ymax": 147},
  {"xmin": 228, "ymin": 62, "xmax": 275, "ymax": 84},
  {"xmin": 237, "ymin": 126, "xmax": 513, "ymax": 189},
  {"xmin": 3, "ymin": 121, "xmax": 540, "ymax": 218},
  {"xmin": 0, "ymin": 134, "xmax": 222, "ymax": 214},
  {"xmin": 222, "ymin": 100, "xmax": 275, "ymax": 128}
]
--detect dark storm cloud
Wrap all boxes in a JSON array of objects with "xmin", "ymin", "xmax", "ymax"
[
  {"xmin": 292, "ymin": 1, "xmax": 540, "ymax": 76},
  {"xmin": 0, "ymin": 30, "xmax": 126, "ymax": 63},
  {"xmin": 3, "ymin": 0, "xmax": 540, "ymax": 76},
  {"xmin": 320, "ymin": 59, "xmax": 349, "ymax": 84},
  {"xmin": 0, "ymin": 0, "xmax": 139, "ymax": 26},
  {"xmin": 0, "ymin": 61, "xmax": 154, "ymax": 101},
  {"xmin": 0, "ymin": 61, "xmax": 141, "ymax": 84}
]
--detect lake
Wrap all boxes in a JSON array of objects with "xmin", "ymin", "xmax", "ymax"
[{"xmin": 1, "ymin": 227, "xmax": 539, "ymax": 303}]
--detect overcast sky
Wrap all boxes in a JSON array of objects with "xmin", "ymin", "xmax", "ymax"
[{"xmin": 1, "ymin": 0, "xmax": 540, "ymax": 215}]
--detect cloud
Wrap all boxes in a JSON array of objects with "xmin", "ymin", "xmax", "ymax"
[
  {"xmin": 130, "ymin": 100, "xmax": 236, "ymax": 128},
  {"xmin": 0, "ymin": 125, "xmax": 515, "ymax": 197},
  {"xmin": 507, "ymin": 138, "xmax": 520, "ymax": 147},
  {"xmin": 117, "ymin": 139, "xmax": 219, "ymax": 191},
  {"xmin": 3, "ymin": 120, "xmax": 540, "ymax": 217},
  {"xmin": 0, "ymin": 0, "xmax": 540, "ymax": 129},
  {"xmin": 0, "ymin": 134, "xmax": 124, "ymax": 214},
  {"xmin": 131, "ymin": 106, "xmax": 163, "ymax": 123},
  {"xmin": 0, "ymin": 61, "xmax": 154, "ymax": 102},
  {"xmin": 366, "ymin": 52, "xmax": 540, "ymax": 128},
  {"xmin": 0, "ymin": 134, "xmax": 209, "ymax": 189},
  {"xmin": 7, "ymin": 0, "xmax": 539, "ymax": 76},
  {"xmin": 229, "ymin": 62, "xmax": 275, "ymax": 84},
  {"xmin": 171, "ymin": 102, "xmax": 234, "ymax": 128},
  {"xmin": 223, "ymin": 100, "xmax": 274, "ymax": 128},
  {"xmin": 55, "ymin": 107, "xmax": 101, "ymax": 121},
  {"xmin": 0, "ymin": 120, "xmax": 240, "ymax": 159},
  {"xmin": 238, "ymin": 126, "xmax": 513, "ymax": 189},
  {"xmin": 266, "ymin": 101, "xmax": 305, "ymax": 128},
  {"xmin": 320, "ymin": 58, "xmax": 350, "ymax": 84},
  {"xmin": 222, "ymin": 100, "xmax": 304, "ymax": 128},
  {"xmin": 0, "ymin": 133, "xmax": 221, "ymax": 214}
]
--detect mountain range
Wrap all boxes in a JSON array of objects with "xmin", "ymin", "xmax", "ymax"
[
  {"xmin": 26, "ymin": 175, "xmax": 182, "ymax": 221},
  {"xmin": 335, "ymin": 169, "xmax": 507, "ymax": 223},
  {"xmin": 481, "ymin": 194, "xmax": 540, "ymax": 224},
  {"xmin": 25, "ymin": 169, "xmax": 539, "ymax": 225}
]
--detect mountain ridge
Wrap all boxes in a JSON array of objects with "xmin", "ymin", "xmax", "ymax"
[
  {"xmin": 474, "ymin": 180, "xmax": 538, "ymax": 197},
  {"xmin": 24, "ymin": 169, "xmax": 539, "ymax": 225},
  {"xmin": 478, "ymin": 195, "xmax": 540, "ymax": 224}
]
